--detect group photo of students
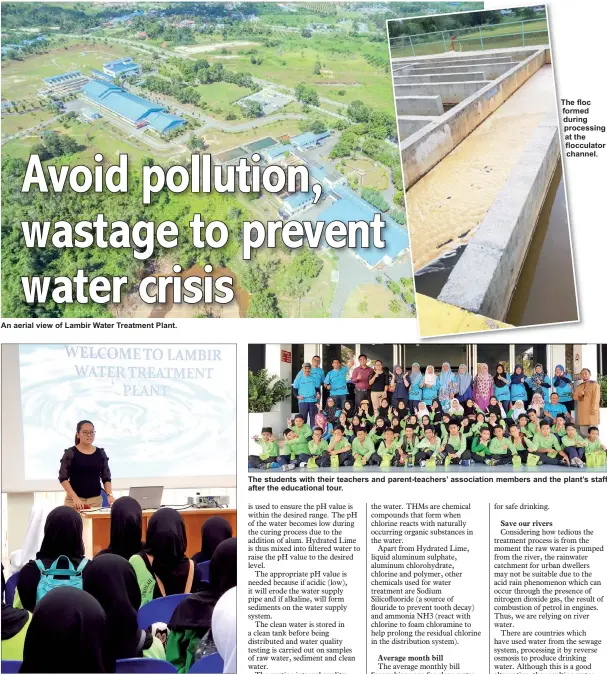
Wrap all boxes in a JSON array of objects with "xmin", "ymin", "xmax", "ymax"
[
  {"xmin": 248, "ymin": 344, "xmax": 605, "ymax": 472},
  {"xmin": 1, "ymin": 501, "xmax": 236, "ymax": 673}
]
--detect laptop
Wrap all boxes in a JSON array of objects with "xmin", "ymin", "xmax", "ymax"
[{"xmin": 129, "ymin": 486, "xmax": 164, "ymax": 510}]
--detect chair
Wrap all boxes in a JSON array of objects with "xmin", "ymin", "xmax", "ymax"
[
  {"xmin": 188, "ymin": 653, "xmax": 224, "ymax": 673},
  {"xmin": 197, "ymin": 561, "xmax": 210, "ymax": 583},
  {"xmin": 1, "ymin": 661, "xmax": 22, "ymax": 673},
  {"xmin": 101, "ymin": 489, "xmax": 109, "ymax": 507},
  {"xmin": 116, "ymin": 658, "xmax": 177, "ymax": 673},
  {"xmin": 137, "ymin": 593, "xmax": 189, "ymax": 629},
  {"xmin": 4, "ymin": 572, "xmax": 19, "ymax": 607}
]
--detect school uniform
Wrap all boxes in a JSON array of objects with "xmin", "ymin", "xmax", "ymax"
[
  {"xmin": 352, "ymin": 436, "xmax": 377, "ymax": 464},
  {"xmin": 471, "ymin": 437, "xmax": 490, "ymax": 463},
  {"xmin": 308, "ymin": 438, "xmax": 330, "ymax": 467},
  {"xmin": 284, "ymin": 433, "xmax": 312, "ymax": 468},
  {"xmin": 377, "ymin": 438, "xmax": 402, "ymax": 466},
  {"xmin": 414, "ymin": 437, "xmax": 442, "ymax": 464},
  {"xmin": 329, "ymin": 438, "xmax": 354, "ymax": 466},
  {"xmin": 560, "ymin": 434, "xmax": 587, "ymax": 462},
  {"xmin": 532, "ymin": 433, "xmax": 565, "ymax": 465},
  {"xmin": 249, "ymin": 438, "xmax": 279, "ymax": 469},
  {"xmin": 292, "ymin": 373, "xmax": 318, "ymax": 426},
  {"xmin": 440, "ymin": 430, "xmax": 472, "ymax": 464},
  {"xmin": 487, "ymin": 437, "xmax": 515, "ymax": 465}
]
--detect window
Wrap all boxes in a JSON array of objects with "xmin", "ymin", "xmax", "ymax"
[
  {"xmin": 476, "ymin": 345, "xmax": 510, "ymax": 374},
  {"xmin": 360, "ymin": 344, "xmax": 395, "ymax": 368},
  {"xmin": 404, "ymin": 344, "xmax": 467, "ymax": 372},
  {"xmin": 514, "ymin": 344, "xmax": 547, "ymax": 376}
]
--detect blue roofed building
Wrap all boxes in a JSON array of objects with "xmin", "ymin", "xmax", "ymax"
[
  {"xmin": 291, "ymin": 130, "xmax": 331, "ymax": 150},
  {"xmin": 281, "ymin": 188, "xmax": 317, "ymax": 217},
  {"xmin": 262, "ymin": 143, "xmax": 292, "ymax": 162},
  {"xmin": 82, "ymin": 80, "xmax": 185, "ymax": 134},
  {"xmin": 318, "ymin": 185, "xmax": 409, "ymax": 268},
  {"xmin": 42, "ymin": 70, "xmax": 89, "ymax": 95},
  {"xmin": 103, "ymin": 57, "xmax": 141, "ymax": 79}
]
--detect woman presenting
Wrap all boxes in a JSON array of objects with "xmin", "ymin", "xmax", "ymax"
[{"xmin": 58, "ymin": 420, "xmax": 115, "ymax": 510}]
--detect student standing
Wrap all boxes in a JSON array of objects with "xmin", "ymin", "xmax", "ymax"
[
  {"xmin": 473, "ymin": 363, "xmax": 494, "ymax": 411},
  {"xmin": 493, "ymin": 364, "xmax": 511, "ymax": 411},
  {"xmin": 292, "ymin": 363, "xmax": 320, "ymax": 426},
  {"xmin": 573, "ymin": 368, "xmax": 601, "ymax": 436},
  {"xmin": 438, "ymin": 363, "xmax": 457, "ymax": 410},
  {"xmin": 324, "ymin": 359, "xmax": 349, "ymax": 410},
  {"xmin": 351, "ymin": 354, "xmax": 374, "ymax": 410},
  {"xmin": 369, "ymin": 359, "xmax": 388, "ymax": 414}
]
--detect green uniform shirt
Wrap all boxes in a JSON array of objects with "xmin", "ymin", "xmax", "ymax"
[
  {"xmin": 285, "ymin": 436, "xmax": 309, "ymax": 456},
  {"xmin": 330, "ymin": 438, "xmax": 351, "ymax": 454},
  {"xmin": 290, "ymin": 423, "xmax": 312, "ymax": 440},
  {"xmin": 551, "ymin": 425, "xmax": 567, "ymax": 439},
  {"xmin": 488, "ymin": 437, "xmax": 512, "ymax": 456},
  {"xmin": 308, "ymin": 438, "xmax": 329, "ymax": 456},
  {"xmin": 585, "ymin": 439, "xmax": 605, "ymax": 454},
  {"xmin": 561, "ymin": 434, "xmax": 587, "ymax": 449},
  {"xmin": 399, "ymin": 437, "xmax": 417, "ymax": 455},
  {"xmin": 255, "ymin": 437, "xmax": 279, "ymax": 458},
  {"xmin": 510, "ymin": 436, "xmax": 536, "ymax": 453},
  {"xmin": 533, "ymin": 433, "xmax": 562, "ymax": 458},
  {"xmin": 471, "ymin": 437, "xmax": 491, "ymax": 457},
  {"xmin": 378, "ymin": 438, "xmax": 402, "ymax": 457},
  {"xmin": 351, "ymin": 436, "xmax": 375, "ymax": 459},
  {"xmin": 442, "ymin": 429, "xmax": 469, "ymax": 457},
  {"xmin": 416, "ymin": 436, "xmax": 442, "ymax": 457}
]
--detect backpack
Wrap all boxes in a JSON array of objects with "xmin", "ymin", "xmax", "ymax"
[{"xmin": 35, "ymin": 555, "xmax": 87, "ymax": 603}]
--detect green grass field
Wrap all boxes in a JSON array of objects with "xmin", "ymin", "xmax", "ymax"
[
  {"xmin": 1, "ymin": 43, "xmax": 135, "ymax": 101},
  {"xmin": 1, "ymin": 108, "xmax": 57, "ymax": 137}
]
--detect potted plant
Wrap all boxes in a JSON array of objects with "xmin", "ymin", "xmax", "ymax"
[{"xmin": 248, "ymin": 369, "xmax": 292, "ymax": 441}]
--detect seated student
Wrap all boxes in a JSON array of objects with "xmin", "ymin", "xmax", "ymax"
[
  {"xmin": 429, "ymin": 400, "xmax": 442, "ymax": 422},
  {"xmin": 488, "ymin": 412, "xmax": 507, "ymax": 437},
  {"xmin": 192, "ymin": 516, "xmax": 233, "ymax": 566},
  {"xmin": 307, "ymin": 426, "xmax": 330, "ymax": 467},
  {"xmin": 392, "ymin": 400, "xmax": 408, "ymax": 425},
  {"xmin": 167, "ymin": 539, "xmax": 237, "ymax": 673},
  {"xmin": 437, "ymin": 413, "xmax": 451, "ymax": 440},
  {"xmin": 313, "ymin": 408, "xmax": 329, "ymax": 440},
  {"xmin": 20, "ymin": 586, "xmax": 114, "ymax": 673},
  {"xmin": 470, "ymin": 412, "xmax": 487, "ymax": 437},
  {"xmin": 96, "ymin": 496, "xmax": 143, "ymax": 561},
  {"xmin": 287, "ymin": 414, "xmax": 313, "ymax": 444},
  {"xmin": 130, "ymin": 508, "xmax": 203, "ymax": 605},
  {"xmin": 543, "ymin": 392, "xmax": 574, "ymax": 424},
  {"xmin": 487, "ymin": 396, "xmax": 505, "ymax": 419},
  {"xmin": 350, "ymin": 415, "xmax": 364, "ymax": 438},
  {"xmin": 375, "ymin": 427, "xmax": 401, "ymax": 466},
  {"xmin": 83, "ymin": 554, "xmax": 166, "ymax": 660},
  {"xmin": 2, "ymin": 565, "xmax": 31, "ymax": 660},
  {"xmin": 352, "ymin": 427, "xmax": 376, "ymax": 465},
  {"xmin": 337, "ymin": 411, "xmax": 349, "ymax": 430},
  {"xmin": 402, "ymin": 414, "xmax": 419, "ymax": 430},
  {"xmin": 508, "ymin": 423, "xmax": 536, "ymax": 464},
  {"xmin": 533, "ymin": 421, "xmax": 571, "ymax": 466},
  {"xmin": 471, "ymin": 427, "xmax": 492, "ymax": 463},
  {"xmin": 278, "ymin": 428, "xmax": 299, "ymax": 465},
  {"xmin": 376, "ymin": 397, "xmax": 391, "ymax": 422},
  {"xmin": 212, "ymin": 586, "xmax": 236, "ymax": 674},
  {"xmin": 249, "ymin": 427, "xmax": 280, "ymax": 469},
  {"xmin": 416, "ymin": 401, "xmax": 430, "ymax": 421},
  {"xmin": 551, "ymin": 415, "xmax": 568, "ymax": 443},
  {"xmin": 342, "ymin": 400, "xmax": 355, "ymax": 420},
  {"xmin": 390, "ymin": 416, "xmax": 402, "ymax": 439},
  {"xmin": 322, "ymin": 397, "xmax": 341, "ymax": 430},
  {"xmin": 282, "ymin": 428, "xmax": 313, "ymax": 471},
  {"xmin": 447, "ymin": 398, "xmax": 464, "ymax": 417},
  {"xmin": 17, "ymin": 505, "xmax": 87, "ymax": 612},
  {"xmin": 560, "ymin": 423, "xmax": 588, "ymax": 467},
  {"xmin": 357, "ymin": 400, "xmax": 375, "ymax": 426},
  {"xmin": 527, "ymin": 409, "xmax": 541, "ymax": 436},
  {"xmin": 414, "ymin": 425, "xmax": 442, "ymax": 466},
  {"xmin": 369, "ymin": 416, "xmax": 388, "ymax": 448},
  {"xmin": 528, "ymin": 393, "xmax": 545, "ymax": 418},
  {"xmin": 517, "ymin": 414, "xmax": 533, "ymax": 439},
  {"xmin": 507, "ymin": 400, "xmax": 526, "ymax": 422},
  {"xmin": 440, "ymin": 420, "xmax": 472, "ymax": 465},
  {"xmin": 464, "ymin": 398, "xmax": 481, "ymax": 420},
  {"xmin": 388, "ymin": 426, "xmax": 410, "ymax": 466},
  {"xmin": 327, "ymin": 426, "xmax": 354, "ymax": 466},
  {"xmin": 585, "ymin": 427, "xmax": 606, "ymax": 461},
  {"xmin": 485, "ymin": 425, "xmax": 516, "ymax": 466}
]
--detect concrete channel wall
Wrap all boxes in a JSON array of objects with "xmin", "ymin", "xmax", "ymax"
[
  {"xmin": 393, "ymin": 71, "xmax": 487, "ymax": 84},
  {"xmin": 394, "ymin": 95, "xmax": 444, "ymax": 116},
  {"xmin": 398, "ymin": 115, "xmax": 436, "ymax": 138},
  {"xmin": 392, "ymin": 49, "xmax": 535, "ymax": 67},
  {"xmin": 400, "ymin": 48, "xmax": 548, "ymax": 188},
  {"xmin": 408, "ymin": 62, "xmax": 517, "ymax": 80},
  {"xmin": 437, "ymin": 119, "xmax": 560, "ymax": 320},
  {"xmin": 393, "ymin": 79, "xmax": 491, "ymax": 105}
]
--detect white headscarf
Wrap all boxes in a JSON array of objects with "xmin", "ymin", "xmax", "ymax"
[
  {"xmin": 212, "ymin": 586, "xmax": 237, "ymax": 673},
  {"xmin": 416, "ymin": 401, "xmax": 429, "ymax": 420},
  {"xmin": 448, "ymin": 399, "xmax": 462, "ymax": 414},
  {"xmin": 424, "ymin": 365, "xmax": 436, "ymax": 387},
  {"xmin": 510, "ymin": 400, "xmax": 526, "ymax": 420}
]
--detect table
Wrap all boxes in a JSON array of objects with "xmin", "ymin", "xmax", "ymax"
[{"xmin": 81, "ymin": 507, "xmax": 237, "ymax": 559}]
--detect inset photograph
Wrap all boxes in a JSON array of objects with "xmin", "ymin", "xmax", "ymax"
[
  {"xmin": 1, "ymin": 344, "xmax": 236, "ymax": 672},
  {"xmin": 248, "ymin": 343, "xmax": 606, "ymax": 472},
  {"xmin": 387, "ymin": 6, "xmax": 578, "ymax": 336}
]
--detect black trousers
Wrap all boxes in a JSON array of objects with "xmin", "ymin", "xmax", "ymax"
[
  {"xmin": 355, "ymin": 389, "xmax": 370, "ymax": 411},
  {"xmin": 248, "ymin": 455, "xmax": 275, "ymax": 468}
]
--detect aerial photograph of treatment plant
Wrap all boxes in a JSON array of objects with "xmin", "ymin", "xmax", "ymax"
[
  {"xmin": 1, "ymin": 1, "xmax": 480, "ymax": 319},
  {"xmin": 388, "ymin": 5, "xmax": 579, "ymax": 336}
]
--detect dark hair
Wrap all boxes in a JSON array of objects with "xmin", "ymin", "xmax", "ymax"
[
  {"xmin": 294, "ymin": 414, "xmax": 304, "ymax": 421},
  {"xmin": 581, "ymin": 368, "xmax": 591, "ymax": 375},
  {"xmin": 333, "ymin": 425, "xmax": 345, "ymax": 434},
  {"xmin": 508, "ymin": 422, "xmax": 518, "ymax": 430},
  {"xmin": 480, "ymin": 426, "xmax": 491, "ymax": 434},
  {"xmin": 313, "ymin": 355, "xmax": 320, "ymax": 360},
  {"xmin": 588, "ymin": 426, "xmax": 599, "ymax": 434},
  {"xmin": 359, "ymin": 354, "xmax": 367, "ymax": 359},
  {"xmin": 518, "ymin": 414, "xmax": 529, "ymax": 421},
  {"xmin": 540, "ymin": 420, "xmax": 551, "ymax": 428},
  {"xmin": 261, "ymin": 427, "xmax": 272, "ymax": 434},
  {"xmin": 75, "ymin": 419, "xmax": 94, "ymax": 445},
  {"xmin": 405, "ymin": 424, "xmax": 416, "ymax": 431},
  {"xmin": 283, "ymin": 428, "xmax": 293, "ymax": 436},
  {"xmin": 556, "ymin": 413, "xmax": 566, "ymax": 420},
  {"xmin": 448, "ymin": 420, "xmax": 460, "ymax": 429},
  {"xmin": 385, "ymin": 427, "xmax": 394, "ymax": 434},
  {"xmin": 357, "ymin": 427, "xmax": 367, "ymax": 434},
  {"xmin": 550, "ymin": 391, "xmax": 559, "ymax": 397},
  {"xmin": 423, "ymin": 424, "xmax": 434, "ymax": 433},
  {"xmin": 313, "ymin": 426, "xmax": 324, "ymax": 433},
  {"xmin": 565, "ymin": 423, "xmax": 576, "ymax": 430}
]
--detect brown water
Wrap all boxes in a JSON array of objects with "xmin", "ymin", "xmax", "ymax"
[
  {"xmin": 506, "ymin": 161, "xmax": 578, "ymax": 326},
  {"xmin": 148, "ymin": 265, "xmax": 250, "ymax": 318}
]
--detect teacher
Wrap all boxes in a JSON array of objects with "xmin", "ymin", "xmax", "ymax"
[{"xmin": 58, "ymin": 420, "xmax": 115, "ymax": 510}]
